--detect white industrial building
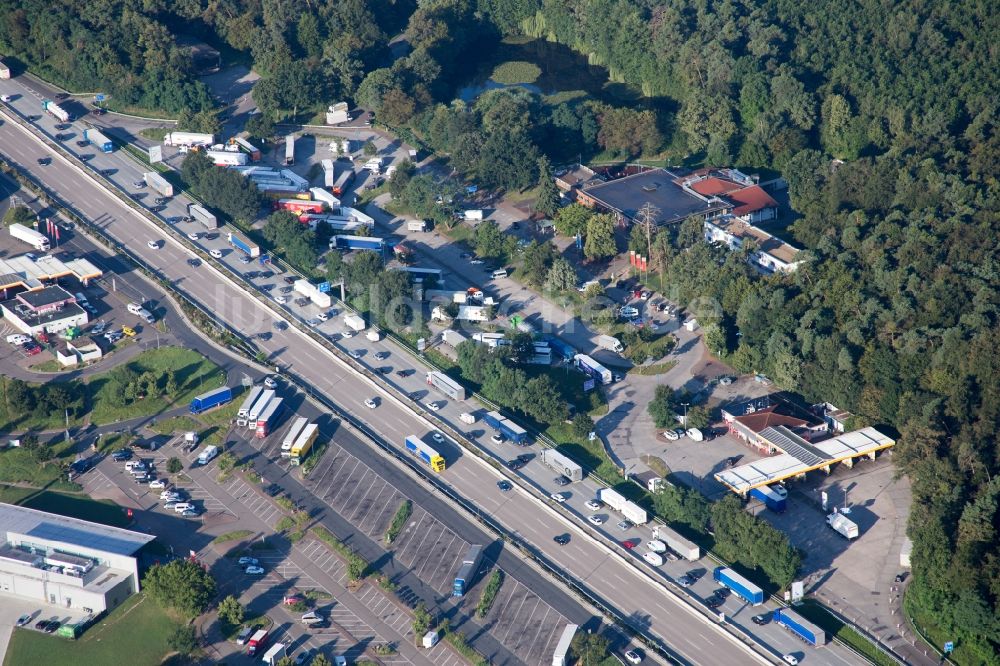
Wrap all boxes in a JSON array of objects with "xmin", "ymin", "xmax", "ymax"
[
  {"xmin": 0, "ymin": 503, "xmax": 155, "ymax": 615},
  {"xmin": 0, "ymin": 285, "xmax": 88, "ymax": 334}
]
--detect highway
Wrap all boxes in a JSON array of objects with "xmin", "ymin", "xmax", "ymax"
[{"xmin": 0, "ymin": 83, "xmax": 861, "ymax": 666}]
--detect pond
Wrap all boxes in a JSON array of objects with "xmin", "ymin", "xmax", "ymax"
[{"xmin": 456, "ymin": 37, "xmax": 645, "ymax": 104}]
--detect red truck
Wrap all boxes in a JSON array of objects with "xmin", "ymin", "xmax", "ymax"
[{"xmin": 247, "ymin": 628, "xmax": 269, "ymax": 656}]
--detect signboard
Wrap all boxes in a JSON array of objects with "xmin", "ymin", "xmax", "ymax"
[
  {"xmin": 944, "ymin": 642, "xmax": 954, "ymax": 654},
  {"xmin": 821, "ymin": 491, "xmax": 828, "ymax": 511},
  {"xmin": 791, "ymin": 581, "xmax": 804, "ymax": 602},
  {"xmin": 148, "ymin": 145, "xmax": 163, "ymax": 164},
  {"xmin": 317, "ymin": 281, "xmax": 331, "ymax": 293},
  {"xmin": 583, "ymin": 378, "xmax": 596, "ymax": 392},
  {"xmin": 94, "ymin": 94, "xmax": 106, "ymax": 102}
]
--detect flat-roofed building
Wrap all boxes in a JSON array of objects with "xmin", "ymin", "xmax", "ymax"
[{"xmin": 0, "ymin": 503, "xmax": 155, "ymax": 615}]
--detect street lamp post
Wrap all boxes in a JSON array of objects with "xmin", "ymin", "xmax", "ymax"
[{"xmin": 682, "ymin": 402, "xmax": 689, "ymax": 427}]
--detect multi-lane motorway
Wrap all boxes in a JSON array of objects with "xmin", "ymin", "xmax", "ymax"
[{"xmin": 0, "ymin": 79, "xmax": 862, "ymax": 666}]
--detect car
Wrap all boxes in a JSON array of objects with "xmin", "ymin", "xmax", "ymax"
[
  {"xmin": 395, "ymin": 368, "xmax": 414, "ymax": 378},
  {"xmin": 263, "ymin": 376, "xmax": 278, "ymax": 389},
  {"xmin": 677, "ymin": 575, "xmax": 693, "ymax": 587},
  {"xmin": 149, "ymin": 479, "xmax": 166, "ymax": 489},
  {"xmin": 187, "ymin": 232, "xmax": 200, "ymax": 241},
  {"xmin": 239, "ymin": 254, "xmax": 252, "ymax": 264},
  {"xmin": 374, "ymin": 351, "xmax": 388, "ymax": 361},
  {"xmin": 306, "ymin": 318, "xmax": 322, "ymax": 327},
  {"xmin": 160, "ymin": 493, "xmax": 181, "ymax": 502},
  {"xmin": 554, "ymin": 475, "xmax": 570, "ymax": 487},
  {"xmin": 34, "ymin": 620, "xmax": 48, "ymax": 630},
  {"xmin": 624, "ymin": 649, "xmax": 643, "ymax": 664},
  {"xmin": 341, "ymin": 329, "xmax": 355, "ymax": 338},
  {"xmin": 751, "ymin": 613, "xmax": 771, "ymax": 625},
  {"xmin": 713, "ymin": 587, "xmax": 730, "ymax": 600},
  {"xmin": 155, "ymin": 197, "xmax": 169, "ymax": 205},
  {"xmin": 507, "ymin": 459, "xmax": 525, "ymax": 470},
  {"xmin": 364, "ymin": 398, "xmax": 378, "ymax": 409},
  {"xmin": 553, "ymin": 534, "xmax": 570, "ymax": 545},
  {"xmin": 706, "ymin": 596, "xmax": 724, "ymax": 608},
  {"xmin": 146, "ymin": 240, "xmax": 160, "ymax": 249},
  {"xmin": 348, "ymin": 348, "xmax": 363, "ymax": 359},
  {"xmin": 238, "ymin": 556, "xmax": 259, "ymax": 566},
  {"xmin": 496, "ymin": 480, "xmax": 512, "ymax": 492},
  {"xmin": 617, "ymin": 519, "xmax": 633, "ymax": 531},
  {"xmin": 431, "ymin": 432, "xmax": 444, "ymax": 443},
  {"xmin": 236, "ymin": 626, "xmax": 254, "ymax": 645},
  {"xmin": 663, "ymin": 429, "xmax": 680, "ymax": 441},
  {"xmin": 316, "ymin": 311, "xmax": 329, "ymax": 322},
  {"xmin": 782, "ymin": 655, "xmax": 799, "ymax": 666},
  {"xmin": 278, "ymin": 285, "xmax": 294, "ymax": 294},
  {"xmin": 469, "ymin": 258, "xmax": 484, "ymax": 265},
  {"xmin": 15, "ymin": 613, "xmax": 31, "ymax": 627},
  {"xmin": 162, "ymin": 502, "xmax": 179, "ymax": 510},
  {"xmin": 91, "ymin": 323, "xmax": 107, "ymax": 335},
  {"xmin": 274, "ymin": 320, "xmax": 288, "ymax": 330},
  {"xmin": 244, "ymin": 270, "xmax": 260, "ymax": 280},
  {"xmin": 584, "ymin": 499, "xmax": 602, "ymax": 511},
  {"xmin": 24, "ymin": 345, "xmax": 41, "ymax": 356},
  {"xmin": 587, "ymin": 514, "xmax": 605, "ymax": 526},
  {"xmin": 490, "ymin": 433, "xmax": 505, "ymax": 445},
  {"xmin": 283, "ymin": 276, "xmax": 296, "ymax": 284},
  {"xmin": 260, "ymin": 271, "xmax": 274, "ymax": 279},
  {"xmin": 640, "ymin": 290, "xmax": 651, "ymax": 299},
  {"xmin": 245, "ymin": 565, "xmax": 265, "ymax": 575},
  {"xmin": 45, "ymin": 620, "xmax": 59, "ymax": 632},
  {"xmin": 894, "ymin": 572, "xmax": 908, "ymax": 583},
  {"xmin": 550, "ymin": 492, "xmax": 567, "ymax": 503},
  {"xmin": 37, "ymin": 157, "xmax": 51, "ymax": 166},
  {"xmin": 427, "ymin": 401, "xmax": 441, "ymax": 411},
  {"xmin": 180, "ymin": 508, "xmax": 199, "ymax": 517},
  {"xmin": 275, "ymin": 294, "xmax": 288, "ymax": 304},
  {"xmin": 111, "ymin": 449, "xmax": 132, "ymax": 461},
  {"xmin": 209, "ymin": 249, "xmax": 223, "ymax": 259},
  {"xmin": 187, "ymin": 258, "xmax": 201, "ymax": 267},
  {"xmin": 294, "ymin": 649, "xmax": 314, "ymax": 665},
  {"xmin": 132, "ymin": 180, "xmax": 145, "ymax": 188},
  {"xmin": 621, "ymin": 539, "xmax": 638, "ymax": 549},
  {"xmin": 121, "ymin": 326, "xmax": 136, "ymax": 337}
]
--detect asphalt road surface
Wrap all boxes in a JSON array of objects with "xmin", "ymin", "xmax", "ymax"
[{"xmin": 0, "ymin": 83, "xmax": 863, "ymax": 666}]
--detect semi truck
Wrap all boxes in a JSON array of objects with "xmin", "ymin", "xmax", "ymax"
[
  {"xmin": 597, "ymin": 335, "xmax": 624, "ymax": 353},
  {"xmin": 234, "ymin": 137, "xmax": 261, "ymax": 161},
  {"xmin": 426, "ymin": 371, "xmax": 466, "ymax": 401},
  {"xmin": 228, "ymin": 230, "xmax": 260, "ymax": 257},
  {"xmin": 144, "ymin": 172, "xmax": 174, "ymax": 197},
  {"xmin": 246, "ymin": 628, "xmax": 269, "ymax": 656},
  {"xmin": 827, "ymin": 511, "xmax": 859, "ymax": 539},
  {"xmin": 332, "ymin": 168, "xmax": 355, "ymax": 196},
  {"xmin": 310, "ymin": 187, "xmax": 340, "ymax": 208},
  {"xmin": 284, "ymin": 134, "xmax": 295, "ymax": 165},
  {"xmin": 597, "ymin": 487, "xmax": 648, "ymax": 525},
  {"xmin": 9, "ymin": 223, "xmax": 50, "ymax": 251},
  {"xmin": 246, "ymin": 389, "xmax": 276, "ymax": 426},
  {"xmin": 333, "ymin": 235, "xmax": 386, "ymax": 253},
  {"xmin": 651, "ymin": 524, "xmax": 700, "ymax": 561},
  {"xmin": 189, "ymin": 386, "xmax": 233, "ymax": 414},
  {"xmin": 276, "ymin": 198, "xmax": 325, "ymax": 214},
  {"xmin": 42, "ymin": 99, "xmax": 70, "ymax": 122},
  {"xmin": 452, "ymin": 544, "xmax": 484, "ymax": 597},
  {"xmin": 83, "ymin": 128, "xmax": 114, "ymax": 153},
  {"xmin": 442, "ymin": 329, "xmax": 468, "ymax": 348},
  {"xmin": 281, "ymin": 417, "xmax": 309, "ymax": 457},
  {"xmin": 255, "ymin": 397, "xmax": 284, "ymax": 438},
  {"xmin": 322, "ymin": 158, "xmax": 336, "ymax": 188},
  {"xmin": 289, "ymin": 423, "xmax": 318, "ymax": 466},
  {"xmin": 164, "ymin": 132, "xmax": 214, "ymax": 148},
  {"xmin": 293, "ymin": 279, "xmax": 332, "ymax": 308},
  {"xmin": 344, "ymin": 314, "xmax": 366, "ymax": 332},
  {"xmin": 206, "ymin": 150, "xmax": 248, "ymax": 166},
  {"xmin": 713, "ymin": 566, "xmax": 764, "ymax": 605},
  {"xmin": 260, "ymin": 643, "xmax": 287, "ymax": 665},
  {"xmin": 552, "ymin": 624, "xmax": 578, "ymax": 666},
  {"xmin": 773, "ymin": 607, "xmax": 828, "ymax": 646},
  {"xmin": 749, "ymin": 484, "xmax": 787, "ymax": 512},
  {"xmin": 404, "ymin": 435, "xmax": 446, "ymax": 472},
  {"xmin": 188, "ymin": 204, "xmax": 218, "ymax": 229},
  {"xmin": 238, "ymin": 386, "xmax": 266, "ymax": 420},
  {"xmin": 574, "ymin": 354, "xmax": 613, "ymax": 385},
  {"xmin": 483, "ymin": 411, "xmax": 530, "ymax": 444},
  {"xmin": 541, "ymin": 449, "xmax": 584, "ymax": 482},
  {"xmin": 197, "ymin": 444, "xmax": 220, "ymax": 466}
]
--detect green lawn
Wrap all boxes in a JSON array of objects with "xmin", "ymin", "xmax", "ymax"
[
  {"xmin": 0, "ymin": 377, "xmax": 78, "ymax": 431},
  {"xmin": 0, "ymin": 440, "xmax": 79, "ymax": 488},
  {"xmin": 149, "ymin": 415, "xmax": 202, "ymax": 435},
  {"xmin": 3, "ymin": 594, "xmax": 180, "ymax": 666},
  {"xmin": 0, "ymin": 485, "xmax": 130, "ymax": 528},
  {"xmin": 88, "ymin": 348, "xmax": 226, "ymax": 424}
]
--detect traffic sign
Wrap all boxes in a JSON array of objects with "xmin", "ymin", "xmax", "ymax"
[
  {"xmin": 94, "ymin": 94, "xmax": 106, "ymax": 102},
  {"xmin": 944, "ymin": 642, "xmax": 954, "ymax": 654},
  {"xmin": 317, "ymin": 281, "xmax": 331, "ymax": 293}
]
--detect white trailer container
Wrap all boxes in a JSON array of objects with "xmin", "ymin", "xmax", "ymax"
[
  {"xmin": 325, "ymin": 102, "xmax": 349, "ymax": 125},
  {"xmin": 344, "ymin": 314, "xmax": 366, "ymax": 332},
  {"xmin": 426, "ymin": 371, "xmax": 466, "ymax": 401},
  {"xmin": 247, "ymin": 389, "xmax": 276, "ymax": 424},
  {"xmin": 321, "ymin": 159, "xmax": 336, "ymax": 188},
  {"xmin": 294, "ymin": 279, "xmax": 332, "ymax": 308},
  {"xmin": 41, "ymin": 99, "xmax": 69, "ymax": 122},
  {"xmin": 9, "ymin": 223, "xmax": 50, "ymax": 251},
  {"xmin": 310, "ymin": 187, "xmax": 341, "ymax": 207},
  {"xmin": 541, "ymin": 448, "xmax": 583, "ymax": 482},
  {"xmin": 460, "ymin": 412, "xmax": 477, "ymax": 425},
  {"xmin": 596, "ymin": 487, "xmax": 648, "ymax": 524},
  {"xmin": 238, "ymin": 386, "xmax": 265, "ymax": 419},
  {"xmin": 652, "ymin": 524, "xmax": 701, "ymax": 561},
  {"xmin": 597, "ymin": 334, "xmax": 624, "ymax": 353},
  {"xmin": 281, "ymin": 417, "xmax": 309, "ymax": 456},
  {"xmin": 188, "ymin": 204, "xmax": 219, "ymax": 229},
  {"xmin": 574, "ymin": 353, "xmax": 613, "ymax": 385},
  {"xmin": 144, "ymin": 172, "xmax": 174, "ymax": 197},
  {"xmin": 206, "ymin": 150, "xmax": 248, "ymax": 166},
  {"xmin": 284, "ymin": 134, "xmax": 295, "ymax": 165},
  {"xmin": 551, "ymin": 624, "xmax": 577, "ymax": 666},
  {"xmin": 442, "ymin": 329, "xmax": 468, "ymax": 347},
  {"xmin": 163, "ymin": 132, "xmax": 214, "ymax": 147},
  {"xmin": 827, "ymin": 512, "xmax": 859, "ymax": 539},
  {"xmin": 463, "ymin": 210, "xmax": 483, "ymax": 221},
  {"xmin": 407, "ymin": 220, "xmax": 427, "ymax": 232}
]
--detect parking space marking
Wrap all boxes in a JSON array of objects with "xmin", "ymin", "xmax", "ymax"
[
  {"xmin": 325, "ymin": 458, "xmax": 365, "ymax": 506},
  {"xmin": 345, "ymin": 474, "xmax": 383, "ymax": 525},
  {"xmin": 392, "ymin": 511, "xmax": 437, "ymax": 565}
]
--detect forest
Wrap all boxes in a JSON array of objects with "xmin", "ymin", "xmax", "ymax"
[{"xmin": 1, "ymin": 0, "xmax": 998, "ymax": 660}]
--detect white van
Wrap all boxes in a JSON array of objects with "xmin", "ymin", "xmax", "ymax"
[
  {"xmin": 643, "ymin": 551, "xmax": 664, "ymax": 567},
  {"xmin": 491, "ymin": 269, "xmax": 508, "ymax": 279},
  {"xmin": 126, "ymin": 302, "xmax": 143, "ymax": 315},
  {"xmin": 173, "ymin": 502, "xmax": 194, "ymax": 513}
]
